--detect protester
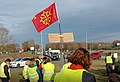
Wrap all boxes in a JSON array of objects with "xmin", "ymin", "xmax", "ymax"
[
  {"xmin": 22, "ymin": 60, "xmax": 30, "ymax": 82},
  {"xmin": 36, "ymin": 55, "xmax": 44, "ymax": 82},
  {"xmin": 54, "ymin": 48, "xmax": 96, "ymax": 82},
  {"xmin": 105, "ymin": 52, "xmax": 114, "ymax": 76},
  {"xmin": 108, "ymin": 73, "xmax": 120, "ymax": 82},
  {"xmin": 0, "ymin": 58, "xmax": 11, "ymax": 82},
  {"xmin": 43, "ymin": 57, "xmax": 55, "ymax": 82},
  {"xmin": 27, "ymin": 58, "xmax": 41, "ymax": 82},
  {"xmin": 36, "ymin": 55, "xmax": 44, "ymax": 67},
  {"xmin": 36, "ymin": 55, "xmax": 44, "ymax": 72}
]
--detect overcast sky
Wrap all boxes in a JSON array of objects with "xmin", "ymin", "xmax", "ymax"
[{"xmin": 0, "ymin": 0, "xmax": 120, "ymax": 45}]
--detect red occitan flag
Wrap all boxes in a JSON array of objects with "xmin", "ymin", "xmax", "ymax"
[{"xmin": 32, "ymin": 2, "xmax": 58, "ymax": 32}]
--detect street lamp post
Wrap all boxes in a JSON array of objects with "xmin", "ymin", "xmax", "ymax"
[{"xmin": 86, "ymin": 25, "xmax": 92, "ymax": 51}]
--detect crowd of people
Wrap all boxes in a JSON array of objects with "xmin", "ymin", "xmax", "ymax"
[{"xmin": 0, "ymin": 48, "xmax": 120, "ymax": 82}]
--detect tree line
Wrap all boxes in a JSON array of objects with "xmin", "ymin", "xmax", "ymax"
[{"xmin": 0, "ymin": 26, "xmax": 120, "ymax": 52}]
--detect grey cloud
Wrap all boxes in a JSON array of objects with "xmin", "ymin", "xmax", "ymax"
[
  {"xmin": 0, "ymin": 0, "xmax": 120, "ymax": 44},
  {"xmin": 89, "ymin": 32, "xmax": 120, "ymax": 42}
]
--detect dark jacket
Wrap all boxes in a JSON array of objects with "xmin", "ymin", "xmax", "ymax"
[
  {"xmin": 36, "ymin": 59, "xmax": 40, "ymax": 67},
  {"xmin": 82, "ymin": 71, "xmax": 96, "ymax": 82}
]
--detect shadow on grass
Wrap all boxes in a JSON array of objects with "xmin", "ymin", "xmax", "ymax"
[{"xmin": 89, "ymin": 69, "xmax": 108, "ymax": 82}]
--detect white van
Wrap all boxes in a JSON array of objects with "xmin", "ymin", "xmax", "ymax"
[{"xmin": 49, "ymin": 50, "xmax": 61, "ymax": 60}]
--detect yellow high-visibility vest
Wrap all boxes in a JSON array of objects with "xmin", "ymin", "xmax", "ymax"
[
  {"xmin": 54, "ymin": 69, "xmax": 86, "ymax": 82},
  {"xmin": 27, "ymin": 66, "xmax": 39, "ymax": 81},
  {"xmin": 60, "ymin": 62, "xmax": 72, "ymax": 72},
  {"xmin": 63, "ymin": 62, "xmax": 71, "ymax": 69},
  {"xmin": 0, "ymin": 62, "xmax": 11, "ymax": 78},
  {"xmin": 22, "ymin": 65, "xmax": 28, "ymax": 79},
  {"xmin": 36, "ymin": 59, "xmax": 44, "ymax": 67},
  {"xmin": 106, "ymin": 56, "xmax": 113, "ymax": 64},
  {"xmin": 43, "ymin": 62, "xmax": 55, "ymax": 81},
  {"xmin": 36, "ymin": 59, "xmax": 41, "ymax": 64}
]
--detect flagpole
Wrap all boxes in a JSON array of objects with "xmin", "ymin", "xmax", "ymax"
[
  {"xmin": 32, "ymin": 2, "xmax": 59, "ymax": 56},
  {"xmin": 58, "ymin": 20, "xmax": 65, "ymax": 64},
  {"xmin": 55, "ymin": 2, "xmax": 65, "ymax": 63},
  {"xmin": 40, "ymin": 32, "xmax": 43, "ymax": 55},
  {"xmin": 55, "ymin": 1, "xmax": 61, "ymax": 33},
  {"xmin": 58, "ymin": 20, "xmax": 62, "ymax": 33}
]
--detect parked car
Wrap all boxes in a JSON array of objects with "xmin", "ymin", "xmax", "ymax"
[
  {"xmin": 90, "ymin": 51, "xmax": 104, "ymax": 59},
  {"xmin": 10, "ymin": 57, "xmax": 31, "ymax": 68}
]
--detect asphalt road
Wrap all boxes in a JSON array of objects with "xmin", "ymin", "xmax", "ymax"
[
  {"xmin": 11, "ymin": 67, "xmax": 23, "ymax": 73},
  {"xmin": 11, "ymin": 55, "xmax": 114, "ymax": 73},
  {"xmin": 10, "ymin": 56, "xmax": 66, "ymax": 72}
]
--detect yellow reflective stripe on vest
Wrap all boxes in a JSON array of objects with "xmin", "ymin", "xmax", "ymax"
[
  {"xmin": 54, "ymin": 69, "xmax": 86, "ymax": 82},
  {"xmin": 106, "ymin": 56, "xmax": 113, "ymax": 63},
  {"xmin": 29, "ymin": 75, "xmax": 39, "ymax": 78},
  {"xmin": 44, "ymin": 74, "xmax": 53, "ymax": 76},
  {"xmin": 29, "ymin": 72, "xmax": 38, "ymax": 77}
]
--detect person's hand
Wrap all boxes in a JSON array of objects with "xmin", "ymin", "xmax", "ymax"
[{"xmin": 9, "ymin": 80, "xmax": 10, "ymax": 82}]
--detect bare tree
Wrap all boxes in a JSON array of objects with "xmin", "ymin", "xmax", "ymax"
[
  {"xmin": 0, "ymin": 25, "xmax": 12, "ymax": 45},
  {"xmin": 22, "ymin": 39, "xmax": 35, "ymax": 51}
]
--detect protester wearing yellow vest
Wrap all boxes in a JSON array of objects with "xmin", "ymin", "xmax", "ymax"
[
  {"xmin": 27, "ymin": 58, "xmax": 41, "ymax": 82},
  {"xmin": 54, "ymin": 48, "xmax": 96, "ymax": 82},
  {"xmin": 0, "ymin": 59, "xmax": 11, "ymax": 82},
  {"xmin": 43, "ymin": 57, "xmax": 55, "ymax": 82},
  {"xmin": 22, "ymin": 60, "xmax": 30, "ymax": 82},
  {"xmin": 36, "ymin": 55, "xmax": 44, "ymax": 82},
  {"xmin": 105, "ymin": 52, "xmax": 114, "ymax": 76}
]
